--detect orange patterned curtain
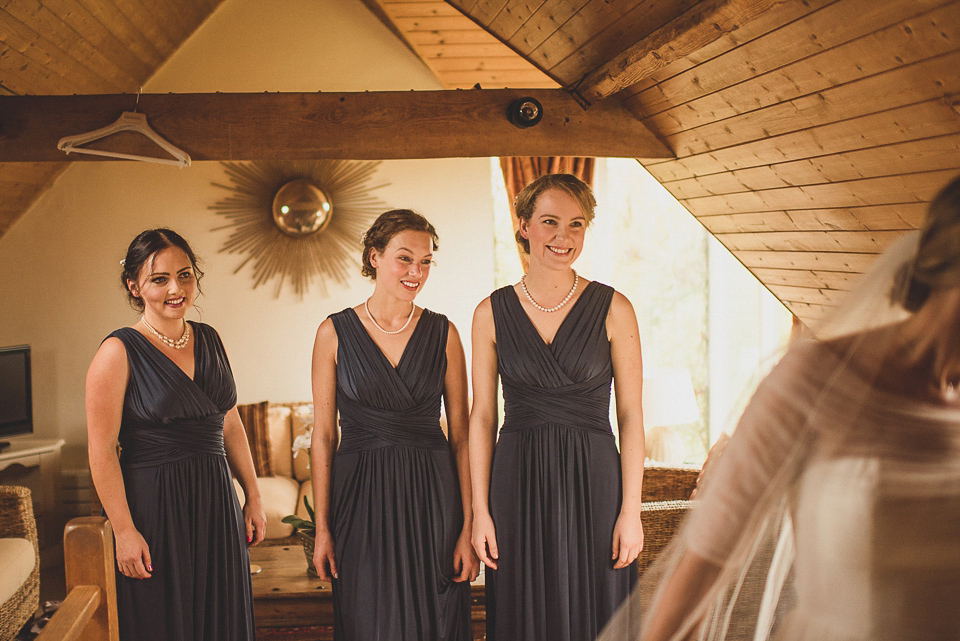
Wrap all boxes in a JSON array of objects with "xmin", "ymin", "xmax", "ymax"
[{"xmin": 500, "ymin": 157, "xmax": 595, "ymax": 273}]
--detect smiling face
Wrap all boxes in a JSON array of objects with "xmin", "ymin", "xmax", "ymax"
[
  {"xmin": 127, "ymin": 247, "xmax": 198, "ymax": 323},
  {"xmin": 519, "ymin": 188, "xmax": 588, "ymax": 269},
  {"xmin": 369, "ymin": 230, "xmax": 435, "ymax": 300}
]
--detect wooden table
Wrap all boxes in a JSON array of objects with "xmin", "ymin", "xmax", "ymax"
[{"xmin": 249, "ymin": 544, "xmax": 486, "ymax": 640}]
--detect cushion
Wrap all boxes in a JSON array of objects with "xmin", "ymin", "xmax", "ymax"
[
  {"xmin": 266, "ymin": 405, "xmax": 293, "ymax": 478},
  {"xmin": 237, "ymin": 401, "xmax": 272, "ymax": 476},
  {"xmin": 233, "ymin": 476, "xmax": 300, "ymax": 540},
  {"xmin": 0, "ymin": 538, "xmax": 35, "ymax": 602},
  {"xmin": 291, "ymin": 404, "xmax": 314, "ymax": 482}
]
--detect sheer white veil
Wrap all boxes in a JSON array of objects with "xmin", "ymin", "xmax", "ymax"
[{"xmin": 598, "ymin": 222, "xmax": 960, "ymax": 641}]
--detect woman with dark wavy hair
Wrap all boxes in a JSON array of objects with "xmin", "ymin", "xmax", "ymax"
[{"xmin": 86, "ymin": 228, "xmax": 264, "ymax": 641}]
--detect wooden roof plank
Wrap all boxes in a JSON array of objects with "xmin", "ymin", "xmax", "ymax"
[
  {"xmin": 679, "ymin": 170, "xmax": 956, "ymax": 216},
  {"xmin": 615, "ymin": 0, "xmax": 832, "ymax": 103},
  {"xmin": 641, "ymin": 1, "xmax": 960, "ymax": 133},
  {"xmin": 750, "ymin": 267, "xmax": 861, "ymax": 290},
  {"xmin": 733, "ymin": 250, "xmax": 877, "ymax": 272},
  {"xmin": 666, "ymin": 134, "xmax": 960, "ymax": 197},
  {"xmin": 0, "ymin": 91, "xmax": 673, "ymax": 162},
  {"xmin": 643, "ymin": 98, "xmax": 960, "ymax": 181},
  {"xmin": 39, "ymin": 0, "xmax": 155, "ymax": 82},
  {"xmin": 625, "ymin": 0, "xmax": 953, "ymax": 119},
  {"xmin": 2, "ymin": 2, "xmax": 139, "ymax": 90},
  {"xmin": 74, "ymin": 0, "xmax": 166, "ymax": 67},
  {"xmin": 767, "ymin": 283, "xmax": 848, "ymax": 306},
  {"xmin": 549, "ymin": 0, "xmax": 703, "ymax": 86},
  {"xmin": 573, "ymin": 0, "xmax": 786, "ymax": 102},
  {"xmin": 697, "ymin": 204, "xmax": 926, "ymax": 234},
  {"xmin": 715, "ymin": 229, "xmax": 904, "ymax": 252},
  {"xmin": 660, "ymin": 51, "xmax": 960, "ymax": 157}
]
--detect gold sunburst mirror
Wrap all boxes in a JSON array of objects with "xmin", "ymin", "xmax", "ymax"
[{"xmin": 210, "ymin": 160, "xmax": 388, "ymax": 298}]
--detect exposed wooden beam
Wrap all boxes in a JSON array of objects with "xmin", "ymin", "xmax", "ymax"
[
  {"xmin": 571, "ymin": 0, "xmax": 787, "ymax": 104},
  {"xmin": 0, "ymin": 90, "xmax": 672, "ymax": 161}
]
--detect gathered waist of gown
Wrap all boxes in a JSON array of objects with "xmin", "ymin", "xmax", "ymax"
[
  {"xmin": 119, "ymin": 417, "xmax": 226, "ymax": 468},
  {"xmin": 500, "ymin": 376, "xmax": 613, "ymax": 436},
  {"xmin": 337, "ymin": 392, "xmax": 449, "ymax": 453}
]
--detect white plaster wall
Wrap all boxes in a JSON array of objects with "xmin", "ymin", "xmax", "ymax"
[{"xmin": 0, "ymin": 0, "xmax": 495, "ymax": 465}]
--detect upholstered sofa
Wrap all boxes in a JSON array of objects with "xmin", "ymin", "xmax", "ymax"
[
  {"xmin": 235, "ymin": 402, "xmax": 316, "ymax": 540},
  {"xmin": 0, "ymin": 485, "xmax": 39, "ymax": 640}
]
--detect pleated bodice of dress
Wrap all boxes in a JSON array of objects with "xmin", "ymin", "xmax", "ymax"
[
  {"xmin": 493, "ymin": 280, "xmax": 615, "ymax": 437},
  {"xmin": 112, "ymin": 322, "xmax": 237, "ymax": 467},
  {"xmin": 330, "ymin": 307, "xmax": 449, "ymax": 452}
]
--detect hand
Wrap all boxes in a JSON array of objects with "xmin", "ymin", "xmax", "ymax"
[
  {"xmin": 243, "ymin": 496, "xmax": 267, "ymax": 546},
  {"xmin": 312, "ymin": 528, "xmax": 338, "ymax": 582},
  {"xmin": 471, "ymin": 510, "xmax": 499, "ymax": 570},
  {"xmin": 114, "ymin": 527, "xmax": 153, "ymax": 579},
  {"xmin": 612, "ymin": 511, "xmax": 644, "ymax": 569},
  {"xmin": 452, "ymin": 527, "xmax": 481, "ymax": 582}
]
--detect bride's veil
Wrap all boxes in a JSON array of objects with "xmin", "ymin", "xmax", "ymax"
[{"xmin": 596, "ymin": 227, "xmax": 953, "ymax": 641}]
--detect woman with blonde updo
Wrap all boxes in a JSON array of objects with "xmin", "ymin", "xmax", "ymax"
[{"xmin": 310, "ymin": 210, "xmax": 478, "ymax": 640}]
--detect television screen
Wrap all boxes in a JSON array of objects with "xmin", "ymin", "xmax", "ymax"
[{"xmin": 0, "ymin": 345, "xmax": 32, "ymax": 439}]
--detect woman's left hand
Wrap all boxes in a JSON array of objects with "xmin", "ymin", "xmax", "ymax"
[
  {"xmin": 243, "ymin": 496, "xmax": 267, "ymax": 546},
  {"xmin": 453, "ymin": 528, "xmax": 481, "ymax": 582},
  {"xmin": 612, "ymin": 512, "xmax": 644, "ymax": 569}
]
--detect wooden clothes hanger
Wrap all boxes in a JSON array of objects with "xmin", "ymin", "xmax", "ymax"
[{"xmin": 56, "ymin": 106, "xmax": 192, "ymax": 168}]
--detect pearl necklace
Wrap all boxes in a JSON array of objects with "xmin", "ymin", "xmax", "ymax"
[
  {"xmin": 364, "ymin": 299, "xmax": 415, "ymax": 335},
  {"xmin": 520, "ymin": 271, "xmax": 579, "ymax": 313},
  {"xmin": 141, "ymin": 316, "xmax": 190, "ymax": 349}
]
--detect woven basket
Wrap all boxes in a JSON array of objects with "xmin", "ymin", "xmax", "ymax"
[
  {"xmin": 0, "ymin": 486, "xmax": 40, "ymax": 641},
  {"xmin": 297, "ymin": 530, "xmax": 319, "ymax": 577}
]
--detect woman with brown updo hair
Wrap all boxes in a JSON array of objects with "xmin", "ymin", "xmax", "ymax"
[{"xmin": 310, "ymin": 210, "xmax": 479, "ymax": 640}]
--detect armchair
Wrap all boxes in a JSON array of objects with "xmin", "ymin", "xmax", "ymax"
[{"xmin": 0, "ymin": 485, "xmax": 40, "ymax": 640}]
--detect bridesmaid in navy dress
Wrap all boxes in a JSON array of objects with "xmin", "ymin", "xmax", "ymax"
[
  {"xmin": 469, "ymin": 174, "xmax": 646, "ymax": 641},
  {"xmin": 310, "ymin": 210, "xmax": 479, "ymax": 640},
  {"xmin": 86, "ymin": 229, "xmax": 265, "ymax": 641}
]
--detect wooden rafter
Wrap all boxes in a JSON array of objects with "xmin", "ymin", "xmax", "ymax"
[
  {"xmin": 0, "ymin": 91, "xmax": 673, "ymax": 162},
  {"xmin": 571, "ymin": 0, "xmax": 788, "ymax": 104}
]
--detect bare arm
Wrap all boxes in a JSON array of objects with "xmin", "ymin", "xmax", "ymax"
[
  {"xmin": 310, "ymin": 318, "xmax": 339, "ymax": 581},
  {"xmin": 468, "ymin": 298, "xmax": 500, "ymax": 569},
  {"xmin": 223, "ymin": 406, "xmax": 266, "ymax": 545},
  {"xmin": 86, "ymin": 337, "xmax": 152, "ymax": 579},
  {"xmin": 608, "ymin": 290, "xmax": 646, "ymax": 569},
  {"xmin": 444, "ymin": 321, "xmax": 481, "ymax": 582}
]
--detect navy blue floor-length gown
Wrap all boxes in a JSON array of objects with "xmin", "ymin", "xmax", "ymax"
[
  {"xmin": 108, "ymin": 322, "xmax": 254, "ymax": 641},
  {"xmin": 329, "ymin": 308, "xmax": 471, "ymax": 641},
  {"xmin": 487, "ymin": 281, "xmax": 637, "ymax": 641}
]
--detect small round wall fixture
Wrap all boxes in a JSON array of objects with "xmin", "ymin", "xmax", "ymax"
[
  {"xmin": 210, "ymin": 159, "xmax": 389, "ymax": 298},
  {"xmin": 272, "ymin": 179, "xmax": 333, "ymax": 237}
]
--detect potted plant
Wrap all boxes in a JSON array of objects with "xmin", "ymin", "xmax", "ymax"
[{"xmin": 282, "ymin": 496, "xmax": 318, "ymax": 576}]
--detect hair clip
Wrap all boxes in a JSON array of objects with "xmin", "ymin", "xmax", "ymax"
[{"xmin": 120, "ymin": 259, "xmax": 126, "ymax": 266}]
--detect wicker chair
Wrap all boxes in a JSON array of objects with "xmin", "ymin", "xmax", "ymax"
[
  {"xmin": 637, "ymin": 466, "xmax": 700, "ymax": 577},
  {"xmin": 0, "ymin": 485, "xmax": 40, "ymax": 640}
]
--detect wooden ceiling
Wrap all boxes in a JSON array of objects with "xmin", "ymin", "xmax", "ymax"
[
  {"xmin": 3, "ymin": 0, "xmax": 960, "ymax": 325},
  {"xmin": 0, "ymin": 0, "xmax": 225, "ymax": 235}
]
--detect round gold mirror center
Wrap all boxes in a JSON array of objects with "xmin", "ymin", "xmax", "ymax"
[{"xmin": 272, "ymin": 179, "xmax": 333, "ymax": 237}]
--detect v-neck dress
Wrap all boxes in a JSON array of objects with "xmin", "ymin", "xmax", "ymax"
[
  {"xmin": 486, "ymin": 281, "xmax": 636, "ymax": 641},
  {"xmin": 328, "ymin": 308, "xmax": 471, "ymax": 641},
  {"xmin": 107, "ymin": 322, "xmax": 254, "ymax": 641}
]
